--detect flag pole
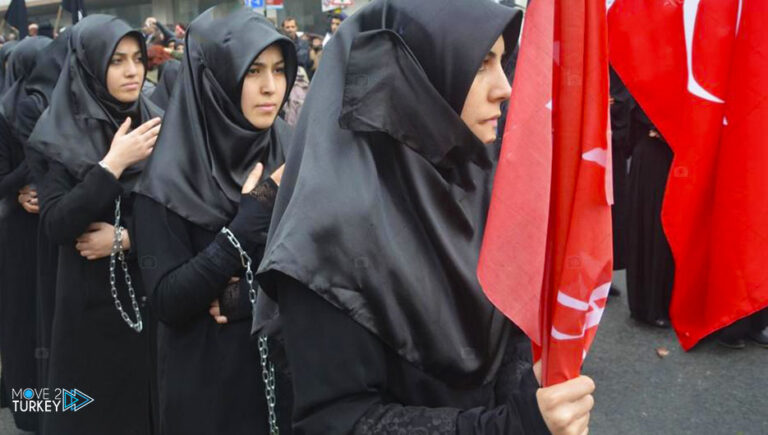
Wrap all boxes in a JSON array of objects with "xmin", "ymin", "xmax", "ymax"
[{"xmin": 54, "ymin": 5, "xmax": 63, "ymax": 34}]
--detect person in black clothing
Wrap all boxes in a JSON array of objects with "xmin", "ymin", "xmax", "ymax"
[
  {"xmin": 28, "ymin": 15, "xmax": 162, "ymax": 434},
  {"xmin": 15, "ymin": 29, "xmax": 72, "ymax": 395},
  {"xmin": 133, "ymin": 6, "xmax": 296, "ymax": 435},
  {"xmin": 0, "ymin": 34, "xmax": 51, "ymax": 433},
  {"xmin": 256, "ymin": 0, "xmax": 595, "ymax": 433},
  {"xmin": 625, "ymin": 104, "xmax": 675, "ymax": 329},
  {"xmin": 149, "ymin": 58, "xmax": 180, "ymax": 110},
  {"xmin": 282, "ymin": 17, "xmax": 312, "ymax": 73}
]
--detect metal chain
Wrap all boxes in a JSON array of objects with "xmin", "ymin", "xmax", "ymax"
[
  {"xmin": 109, "ymin": 197, "xmax": 143, "ymax": 333},
  {"xmin": 220, "ymin": 227, "xmax": 277, "ymax": 433},
  {"xmin": 219, "ymin": 227, "xmax": 257, "ymax": 304},
  {"xmin": 259, "ymin": 336, "xmax": 279, "ymax": 435}
]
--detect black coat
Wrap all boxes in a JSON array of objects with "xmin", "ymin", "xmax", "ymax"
[
  {"xmin": 277, "ymin": 275, "xmax": 548, "ymax": 434},
  {"xmin": 134, "ymin": 195, "xmax": 290, "ymax": 435},
  {"xmin": 37, "ymin": 163, "xmax": 153, "ymax": 434}
]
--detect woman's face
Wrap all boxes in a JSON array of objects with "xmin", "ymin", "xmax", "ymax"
[
  {"xmin": 240, "ymin": 44, "xmax": 287, "ymax": 129},
  {"xmin": 460, "ymin": 36, "xmax": 511, "ymax": 144},
  {"xmin": 106, "ymin": 36, "xmax": 145, "ymax": 103}
]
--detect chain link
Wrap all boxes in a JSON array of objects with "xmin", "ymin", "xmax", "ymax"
[
  {"xmin": 220, "ymin": 227, "xmax": 277, "ymax": 433},
  {"xmin": 219, "ymin": 227, "xmax": 257, "ymax": 304},
  {"xmin": 259, "ymin": 336, "xmax": 279, "ymax": 435},
  {"xmin": 109, "ymin": 196, "xmax": 143, "ymax": 333}
]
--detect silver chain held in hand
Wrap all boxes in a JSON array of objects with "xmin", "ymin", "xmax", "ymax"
[
  {"xmin": 109, "ymin": 196, "xmax": 143, "ymax": 333},
  {"xmin": 219, "ymin": 227, "xmax": 257, "ymax": 304},
  {"xmin": 220, "ymin": 227, "xmax": 278, "ymax": 434}
]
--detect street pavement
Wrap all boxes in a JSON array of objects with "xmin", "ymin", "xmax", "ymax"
[{"xmin": 1, "ymin": 272, "xmax": 766, "ymax": 434}]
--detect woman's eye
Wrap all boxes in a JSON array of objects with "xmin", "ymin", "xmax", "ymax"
[
  {"xmin": 248, "ymin": 67, "xmax": 260, "ymax": 75},
  {"xmin": 110, "ymin": 58, "xmax": 122, "ymax": 65},
  {"xmin": 275, "ymin": 67, "xmax": 285, "ymax": 75}
]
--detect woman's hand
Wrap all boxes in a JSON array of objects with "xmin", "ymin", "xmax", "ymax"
[
  {"xmin": 75, "ymin": 222, "xmax": 125, "ymax": 260},
  {"xmin": 209, "ymin": 277, "xmax": 240, "ymax": 324},
  {"xmin": 101, "ymin": 117, "xmax": 162, "ymax": 179},
  {"xmin": 536, "ymin": 375, "xmax": 595, "ymax": 435},
  {"xmin": 18, "ymin": 185, "xmax": 39, "ymax": 214},
  {"xmin": 241, "ymin": 163, "xmax": 264, "ymax": 194}
]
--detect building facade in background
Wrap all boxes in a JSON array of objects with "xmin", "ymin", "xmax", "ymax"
[{"xmin": 0, "ymin": 0, "xmax": 527, "ymax": 38}]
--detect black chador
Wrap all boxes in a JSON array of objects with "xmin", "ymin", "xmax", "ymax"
[
  {"xmin": 134, "ymin": 6, "xmax": 296, "ymax": 435},
  {"xmin": 29, "ymin": 15, "xmax": 161, "ymax": 434},
  {"xmin": 256, "ymin": 0, "xmax": 549, "ymax": 433}
]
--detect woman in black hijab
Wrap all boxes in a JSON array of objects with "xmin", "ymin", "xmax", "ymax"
[
  {"xmin": 149, "ymin": 58, "xmax": 180, "ymax": 110},
  {"xmin": 15, "ymin": 29, "xmax": 72, "ymax": 394},
  {"xmin": 0, "ymin": 35, "xmax": 51, "ymax": 433},
  {"xmin": 133, "ymin": 6, "xmax": 296, "ymax": 435},
  {"xmin": 0, "ymin": 40, "xmax": 19, "ymax": 94},
  {"xmin": 256, "ymin": 0, "xmax": 595, "ymax": 433},
  {"xmin": 29, "ymin": 15, "xmax": 162, "ymax": 434}
]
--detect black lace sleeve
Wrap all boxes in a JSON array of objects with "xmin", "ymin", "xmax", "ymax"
[{"xmin": 353, "ymin": 404, "xmax": 458, "ymax": 434}]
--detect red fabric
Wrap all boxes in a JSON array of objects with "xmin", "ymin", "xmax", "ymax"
[
  {"xmin": 478, "ymin": 0, "xmax": 613, "ymax": 387},
  {"xmin": 608, "ymin": 0, "xmax": 768, "ymax": 350}
]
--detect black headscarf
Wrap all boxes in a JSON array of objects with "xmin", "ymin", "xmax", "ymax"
[
  {"xmin": 13, "ymin": 29, "xmax": 71, "ymax": 142},
  {"xmin": 28, "ymin": 15, "xmax": 162, "ymax": 190},
  {"xmin": 256, "ymin": 0, "xmax": 523, "ymax": 388},
  {"xmin": 148, "ymin": 58, "xmax": 180, "ymax": 110},
  {"xmin": 0, "ymin": 41, "xmax": 20, "ymax": 94},
  {"xmin": 0, "ymin": 36, "xmax": 52, "ymax": 132},
  {"xmin": 135, "ymin": 6, "xmax": 297, "ymax": 231}
]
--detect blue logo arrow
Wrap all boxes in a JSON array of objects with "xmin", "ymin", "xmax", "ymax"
[{"xmin": 62, "ymin": 389, "xmax": 94, "ymax": 412}]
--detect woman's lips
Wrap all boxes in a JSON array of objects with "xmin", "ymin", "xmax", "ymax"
[
  {"xmin": 122, "ymin": 82, "xmax": 140, "ymax": 91},
  {"xmin": 255, "ymin": 104, "xmax": 277, "ymax": 113}
]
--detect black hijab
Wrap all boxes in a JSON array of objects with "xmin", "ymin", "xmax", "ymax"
[
  {"xmin": 148, "ymin": 58, "xmax": 180, "ymax": 110},
  {"xmin": 136, "ymin": 6, "xmax": 297, "ymax": 231},
  {"xmin": 256, "ymin": 0, "xmax": 523, "ymax": 388},
  {"xmin": 0, "ymin": 36, "xmax": 52, "ymax": 132},
  {"xmin": 0, "ymin": 41, "xmax": 20, "ymax": 94},
  {"xmin": 28, "ymin": 15, "xmax": 162, "ymax": 190},
  {"xmin": 13, "ymin": 29, "xmax": 71, "ymax": 142}
]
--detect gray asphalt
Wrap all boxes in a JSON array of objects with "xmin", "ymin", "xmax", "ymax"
[
  {"xmin": 584, "ymin": 271, "xmax": 768, "ymax": 435},
  {"xmin": 1, "ymin": 272, "xmax": 765, "ymax": 434}
]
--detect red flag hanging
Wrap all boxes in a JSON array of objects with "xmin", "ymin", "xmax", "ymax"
[
  {"xmin": 608, "ymin": 0, "xmax": 768, "ymax": 350},
  {"xmin": 478, "ymin": 0, "xmax": 613, "ymax": 387}
]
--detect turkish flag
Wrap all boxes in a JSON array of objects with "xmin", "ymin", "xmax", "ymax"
[
  {"xmin": 478, "ymin": 0, "xmax": 613, "ymax": 386},
  {"xmin": 608, "ymin": 0, "xmax": 768, "ymax": 350}
]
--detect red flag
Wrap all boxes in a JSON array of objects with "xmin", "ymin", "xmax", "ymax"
[
  {"xmin": 478, "ymin": 0, "xmax": 613, "ymax": 386},
  {"xmin": 608, "ymin": 0, "xmax": 768, "ymax": 350}
]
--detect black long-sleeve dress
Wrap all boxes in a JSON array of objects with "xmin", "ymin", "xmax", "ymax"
[
  {"xmin": 0, "ymin": 114, "xmax": 39, "ymax": 432},
  {"xmin": 626, "ymin": 107, "xmax": 676, "ymax": 326},
  {"xmin": 37, "ymin": 161, "xmax": 153, "ymax": 434},
  {"xmin": 275, "ymin": 273, "xmax": 548, "ymax": 434},
  {"xmin": 134, "ymin": 191, "xmax": 291, "ymax": 435}
]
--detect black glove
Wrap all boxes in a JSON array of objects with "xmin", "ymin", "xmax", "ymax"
[{"xmin": 227, "ymin": 178, "xmax": 278, "ymax": 251}]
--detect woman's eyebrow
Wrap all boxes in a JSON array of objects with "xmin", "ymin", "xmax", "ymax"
[{"xmin": 251, "ymin": 59, "xmax": 285, "ymax": 67}]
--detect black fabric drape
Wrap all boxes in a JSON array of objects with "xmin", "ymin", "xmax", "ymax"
[{"xmin": 257, "ymin": 0, "xmax": 523, "ymax": 390}]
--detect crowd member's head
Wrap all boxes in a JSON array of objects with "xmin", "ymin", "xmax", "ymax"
[
  {"xmin": 330, "ymin": 13, "xmax": 343, "ymax": 34},
  {"xmin": 174, "ymin": 23, "xmax": 186, "ymax": 39},
  {"xmin": 167, "ymin": 39, "xmax": 176, "ymax": 51},
  {"xmin": 105, "ymin": 34, "xmax": 146, "ymax": 103},
  {"xmin": 7, "ymin": 33, "xmax": 17, "ymax": 41},
  {"xmin": 147, "ymin": 44, "xmax": 171, "ymax": 71},
  {"xmin": 136, "ymin": 5, "xmax": 297, "ymax": 231},
  {"xmin": 310, "ymin": 36, "xmax": 322, "ymax": 51},
  {"xmin": 28, "ymin": 23, "xmax": 39, "ymax": 36},
  {"xmin": 281, "ymin": 17, "xmax": 298, "ymax": 40}
]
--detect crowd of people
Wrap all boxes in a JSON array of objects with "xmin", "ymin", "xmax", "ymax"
[{"xmin": 0, "ymin": 0, "xmax": 762, "ymax": 434}]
